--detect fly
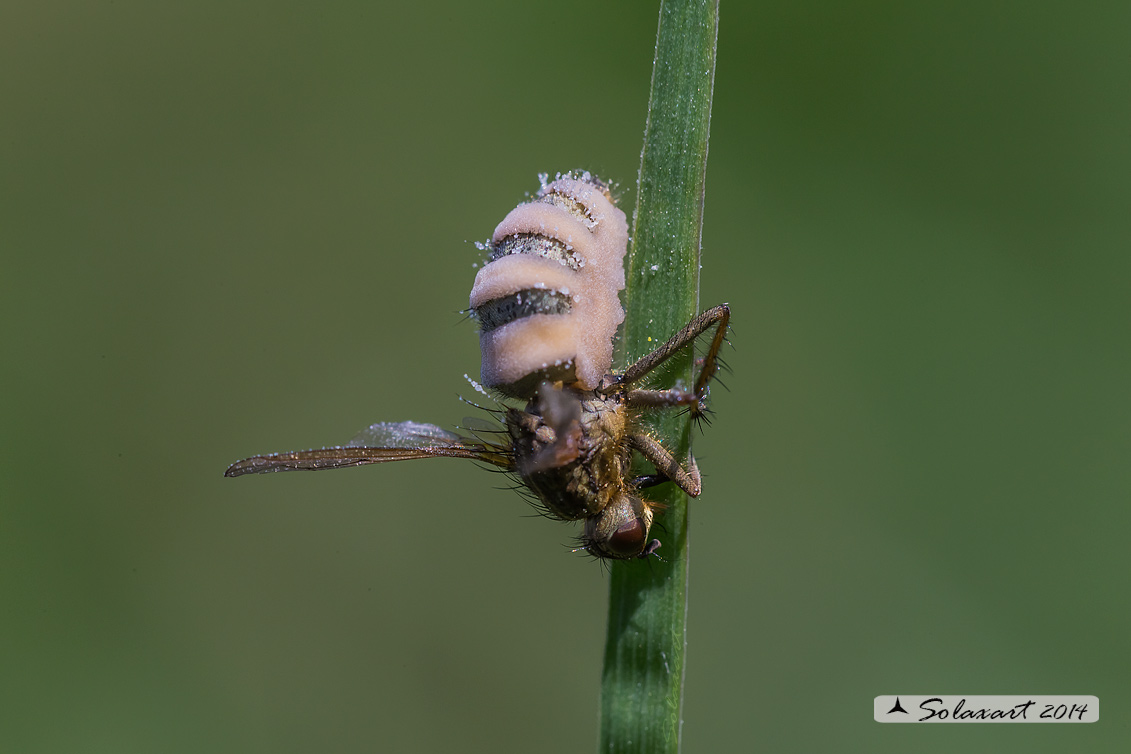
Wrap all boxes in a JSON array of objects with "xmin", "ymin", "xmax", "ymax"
[{"xmin": 226, "ymin": 172, "xmax": 730, "ymax": 560}]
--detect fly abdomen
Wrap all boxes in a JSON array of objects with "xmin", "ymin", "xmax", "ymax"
[
  {"xmin": 491, "ymin": 233, "xmax": 583, "ymax": 271},
  {"xmin": 470, "ymin": 172, "xmax": 628, "ymax": 398},
  {"xmin": 474, "ymin": 288, "xmax": 573, "ymax": 332}
]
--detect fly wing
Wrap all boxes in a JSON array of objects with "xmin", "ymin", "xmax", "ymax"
[
  {"xmin": 346, "ymin": 421, "xmax": 466, "ymax": 448},
  {"xmin": 225, "ymin": 421, "xmax": 513, "ymax": 477}
]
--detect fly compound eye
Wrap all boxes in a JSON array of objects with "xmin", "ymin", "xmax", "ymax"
[
  {"xmin": 582, "ymin": 495, "xmax": 656, "ymax": 561},
  {"xmin": 605, "ymin": 517, "xmax": 648, "ymax": 558}
]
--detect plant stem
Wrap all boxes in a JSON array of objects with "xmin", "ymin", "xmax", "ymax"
[{"xmin": 599, "ymin": 0, "xmax": 719, "ymax": 752}]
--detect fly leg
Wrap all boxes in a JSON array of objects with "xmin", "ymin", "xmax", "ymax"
[
  {"xmin": 605, "ymin": 303, "xmax": 730, "ymax": 418},
  {"xmin": 519, "ymin": 382, "xmax": 584, "ymax": 474},
  {"xmin": 627, "ymin": 433, "xmax": 702, "ymax": 498},
  {"xmin": 630, "ymin": 474, "xmax": 670, "ymax": 490},
  {"xmin": 621, "ymin": 388, "xmax": 700, "ymax": 408}
]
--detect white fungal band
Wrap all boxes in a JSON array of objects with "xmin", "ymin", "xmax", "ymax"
[
  {"xmin": 479, "ymin": 314, "xmax": 579, "ymax": 387},
  {"xmin": 469, "ymin": 255, "xmax": 576, "ymax": 304},
  {"xmin": 470, "ymin": 174, "xmax": 628, "ymax": 396}
]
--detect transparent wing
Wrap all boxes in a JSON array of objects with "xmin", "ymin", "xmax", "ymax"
[
  {"xmin": 225, "ymin": 420, "xmax": 513, "ymax": 477},
  {"xmin": 346, "ymin": 420, "xmax": 465, "ymax": 448}
]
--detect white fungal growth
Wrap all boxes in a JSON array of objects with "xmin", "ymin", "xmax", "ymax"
[
  {"xmin": 462, "ymin": 373, "xmax": 491, "ymax": 398},
  {"xmin": 469, "ymin": 174, "xmax": 628, "ymax": 396}
]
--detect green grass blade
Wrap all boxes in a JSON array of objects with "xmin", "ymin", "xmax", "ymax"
[{"xmin": 599, "ymin": 0, "xmax": 719, "ymax": 752}]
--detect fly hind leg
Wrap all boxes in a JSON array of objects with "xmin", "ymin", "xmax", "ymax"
[{"xmin": 610, "ymin": 303, "xmax": 730, "ymax": 419}]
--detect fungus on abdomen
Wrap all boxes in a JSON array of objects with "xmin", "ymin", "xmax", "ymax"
[{"xmin": 469, "ymin": 173, "xmax": 628, "ymax": 398}]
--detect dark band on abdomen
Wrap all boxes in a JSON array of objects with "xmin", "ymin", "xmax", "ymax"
[
  {"xmin": 475, "ymin": 289, "xmax": 573, "ymax": 332},
  {"xmin": 492, "ymin": 233, "xmax": 581, "ymax": 271}
]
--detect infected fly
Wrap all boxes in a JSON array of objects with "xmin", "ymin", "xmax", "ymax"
[{"xmin": 226, "ymin": 172, "xmax": 730, "ymax": 560}]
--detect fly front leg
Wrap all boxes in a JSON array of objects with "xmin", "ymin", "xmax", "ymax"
[
  {"xmin": 627, "ymin": 433, "xmax": 702, "ymax": 498},
  {"xmin": 606, "ymin": 304, "xmax": 730, "ymax": 418},
  {"xmin": 630, "ymin": 474, "xmax": 670, "ymax": 490}
]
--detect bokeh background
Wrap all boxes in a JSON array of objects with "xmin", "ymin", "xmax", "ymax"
[{"xmin": 4, "ymin": 1, "xmax": 1128, "ymax": 751}]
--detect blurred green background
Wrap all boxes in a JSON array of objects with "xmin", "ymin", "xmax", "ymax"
[{"xmin": 3, "ymin": 1, "xmax": 1128, "ymax": 751}]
